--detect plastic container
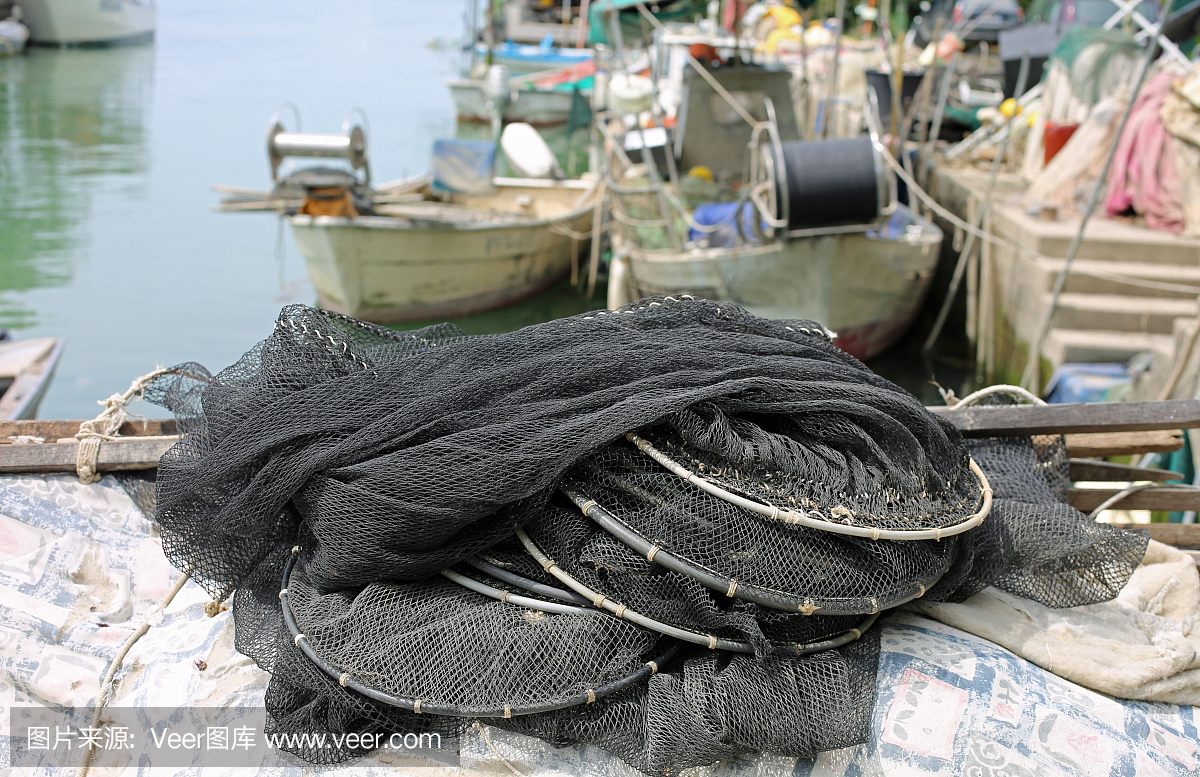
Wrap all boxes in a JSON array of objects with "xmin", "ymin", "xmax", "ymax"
[{"xmin": 431, "ymin": 139, "xmax": 497, "ymax": 194}]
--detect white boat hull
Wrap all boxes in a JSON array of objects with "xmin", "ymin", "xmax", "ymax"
[
  {"xmin": 448, "ymin": 79, "xmax": 579, "ymax": 127},
  {"xmin": 290, "ymin": 180, "xmax": 596, "ymax": 322},
  {"xmin": 613, "ymin": 208, "xmax": 942, "ymax": 360},
  {"xmin": 21, "ymin": 0, "xmax": 154, "ymax": 45},
  {"xmin": 0, "ymin": 20, "xmax": 30, "ymax": 55}
]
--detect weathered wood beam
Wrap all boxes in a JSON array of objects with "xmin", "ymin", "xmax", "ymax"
[
  {"xmin": 0, "ymin": 436, "xmax": 177, "ymax": 474},
  {"xmin": 1068, "ymin": 459, "xmax": 1183, "ymax": 483},
  {"xmin": 0, "ymin": 419, "xmax": 177, "ymax": 441},
  {"xmin": 1070, "ymin": 487, "xmax": 1200, "ymax": 513},
  {"xmin": 1107, "ymin": 522, "xmax": 1200, "ymax": 546},
  {"xmin": 930, "ymin": 399, "xmax": 1200, "ymax": 436},
  {"xmin": 1065, "ymin": 430, "xmax": 1184, "ymax": 458}
]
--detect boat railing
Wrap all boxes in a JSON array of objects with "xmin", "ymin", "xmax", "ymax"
[{"xmin": 601, "ymin": 106, "xmax": 800, "ymax": 253}]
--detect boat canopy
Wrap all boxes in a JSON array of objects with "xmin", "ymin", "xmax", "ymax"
[{"xmin": 587, "ymin": 0, "xmax": 708, "ymax": 46}]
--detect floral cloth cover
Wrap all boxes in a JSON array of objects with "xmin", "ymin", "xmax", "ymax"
[{"xmin": 0, "ymin": 473, "xmax": 1195, "ymax": 776}]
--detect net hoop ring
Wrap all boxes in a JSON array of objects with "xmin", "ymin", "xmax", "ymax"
[
  {"xmin": 463, "ymin": 555, "xmax": 590, "ymax": 606},
  {"xmin": 516, "ymin": 526, "xmax": 880, "ymax": 654},
  {"xmin": 626, "ymin": 433, "xmax": 994, "ymax": 541},
  {"xmin": 563, "ymin": 485, "xmax": 938, "ymax": 614},
  {"xmin": 278, "ymin": 548, "xmax": 681, "ymax": 718},
  {"xmin": 441, "ymin": 568, "xmax": 589, "ymax": 615}
]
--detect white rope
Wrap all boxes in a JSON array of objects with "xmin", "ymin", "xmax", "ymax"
[
  {"xmin": 1086, "ymin": 481, "xmax": 1200, "ymax": 520},
  {"xmin": 74, "ymin": 367, "xmax": 177, "ymax": 484},
  {"xmin": 477, "ymin": 723, "xmax": 529, "ymax": 777},
  {"xmin": 952, "ymin": 384, "xmax": 1046, "ymax": 408},
  {"xmin": 77, "ymin": 568, "xmax": 194, "ymax": 777}
]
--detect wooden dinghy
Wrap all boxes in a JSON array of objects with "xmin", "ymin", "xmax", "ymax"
[
  {"xmin": 0, "ymin": 337, "xmax": 64, "ymax": 421},
  {"xmin": 215, "ymin": 109, "xmax": 598, "ymax": 324},
  {"xmin": 289, "ymin": 176, "xmax": 598, "ymax": 323}
]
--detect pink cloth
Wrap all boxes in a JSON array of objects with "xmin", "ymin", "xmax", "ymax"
[{"xmin": 1106, "ymin": 71, "xmax": 1185, "ymax": 233}]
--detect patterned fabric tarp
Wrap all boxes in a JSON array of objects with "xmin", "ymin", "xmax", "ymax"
[{"xmin": 0, "ymin": 472, "xmax": 1195, "ymax": 776}]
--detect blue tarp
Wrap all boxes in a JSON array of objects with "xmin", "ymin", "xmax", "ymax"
[
  {"xmin": 1043, "ymin": 362, "xmax": 1131, "ymax": 404},
  {"xmin": 430, "ymin": 139, "xmax": 496, "ymax": 195},
  {"xmin": 688, "ymin": 201, "xmax": 765, "ymax": 248}
]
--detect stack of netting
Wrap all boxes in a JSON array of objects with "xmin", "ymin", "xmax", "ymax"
[{"xmin": 147, "ymin": 297, "xmax": 1147, "ymax": 774}]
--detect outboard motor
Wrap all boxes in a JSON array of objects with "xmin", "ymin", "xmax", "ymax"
[{"xmin": 482, "ymin": 64, "xmax": 512, "ymax": 111}]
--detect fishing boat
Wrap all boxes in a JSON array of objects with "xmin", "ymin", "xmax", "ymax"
[
  {"xmin": 609, "ymin": 208, "xmax": 942, "ymax": 361},
  {"xmin": 20, "ymin": 0, "xmax": 154, "ymax": 46},
  {"xmin": 449, "ymin": 77, "xmax": 584, "ymax": 127},
  {"xmin": 600, "ymin": 31, "xmax": 942, "ymax": 361},
  {"xmin": 476, "ymin": 40, "xmax": 593, "ymax": 74},
  {"xmin": 0, "ymin": 336, "xmax": 65, "ymax": 420},
  {"xmin": 216, "ymin": 109, "xmax": 597, "ymax": 323},
  {"xmin": 450, "ymin": 60, "xmax": 594, "ymax": 126},
  {"xmin": 292, "ymin": 175, "xmax": 597, "ymax": 322},
  {"xmin": 499, "ymin": 0, "xmax": 583, "ymax": 46}
]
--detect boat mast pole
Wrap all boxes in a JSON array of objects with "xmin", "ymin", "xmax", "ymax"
[
  {"xmin": 799, "ymin": 7, "xmax": 810, "ymax": 137},
  {"xmin": 882, "ymin": 0, "xmax": 901, "ymax": 143},
  {"xmin": 1019, "ymin": 0, "xmax": 1174, "ymax": 391},
  {"xmin": 485, "ymin": 0, "xmax": 495, "ymax": 66},
  {"xmin": 822, "ymin": 0, "xmax": 847, "ymax": 138},
  {"xmin": 610, "ymin": 8, "xmax": 681, "ymax": 251}
]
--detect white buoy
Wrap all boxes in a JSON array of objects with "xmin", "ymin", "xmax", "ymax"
[
  {"xmin": 500, "ymin": 122, "xmax": 562, "ymax": 179},
  {"xmin": 608, "ymin": 74, "xmax": 653, "ymax": 115}
]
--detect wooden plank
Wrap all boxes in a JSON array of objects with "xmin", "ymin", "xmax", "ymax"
[
  {"xmin": 1065, "ymin": 430, "xmax": 1184, "ymax": 458},
  {"xmin": 0, "ymin": 436, "xmax": 177, "ymax": 474},
  {"xmin": 1070, "ymin": 487, "xmax": 1200, "ymax": 513},
  {"xmin": 1108, "ymin": 522, "xmax": 1200, "ymax": 546},
  {"xmin": 1068, "ymin": 459, "xmax": 1183, "ymax": 483},
  {"xmin": 0, "ymin": 418, "xmax": 177, "ymax": 441},
  {"xmin": 930, "ymin": 399, "xmax": 1200, "ymax": 436}
]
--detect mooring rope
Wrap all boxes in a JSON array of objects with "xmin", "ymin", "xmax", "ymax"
[
  {"xmin": 76, "ymin": 567, "xmax": 194, "ymax": 777},
  {"xmin": 73, "ymin": 367, "xmax": 185, "ymax": 484}
]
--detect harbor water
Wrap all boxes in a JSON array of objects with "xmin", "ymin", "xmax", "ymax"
[{"xmin": 0, "ymin": 0, "xmax": 966, "ymax": 419}]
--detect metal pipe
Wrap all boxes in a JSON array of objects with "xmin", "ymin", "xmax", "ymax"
[
  {"xmin": 1020, "ymin": 0, "xmax": 1175, "ymax": 391},
  {"xmin": 577, "ymin": 0, "xmax": 590, "ymax": 48},
  {"xmin": 925, "ymin": 48, "xmax": 957, "ymax": 174},
  {"xmin": 923, "ymin": 53, "xmax": 1029, "ymax": 354}
]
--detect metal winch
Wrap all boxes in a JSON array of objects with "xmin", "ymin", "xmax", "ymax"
[{"xmin": 266, "ymin": 103, "xmax": 371, "ymax": 186}]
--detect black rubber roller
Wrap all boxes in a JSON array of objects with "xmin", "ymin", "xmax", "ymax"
[{"xmin": 776, "ymin": 136, "xmax": 881, "ymax": 228}]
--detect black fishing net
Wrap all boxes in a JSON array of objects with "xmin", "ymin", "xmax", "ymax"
[
  {"xmin": 146, "ymin": 296, "xmax": 1147, "ymax": 775},
  {"xmin": 557, "ymin": 441, "xmax": 960, "ymax": 616},
  {"xmin": 522, "ymin": 494, "xmax": 873, "ymax": 655}
]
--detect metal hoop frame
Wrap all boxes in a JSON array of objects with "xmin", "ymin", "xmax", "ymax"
[
  {"xmin": 517, "ymin": 525, "xmax": 880, "ymax": 654},
  {"xmin": 626, "ymin": 433, "xmax": 993, "ymax": 542},
  {"xmin": 561, "ymin": 485, "xmax": 936, "ymax": 615},
  {"xmin": 278, "ymin": 548, "xmax": 679, "ymax": 718}
]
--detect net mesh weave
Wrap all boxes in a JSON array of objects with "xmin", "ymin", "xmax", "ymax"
[{"xmin": 146, "ymin": 298, "xmax": 1147, "ymax": 774}]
